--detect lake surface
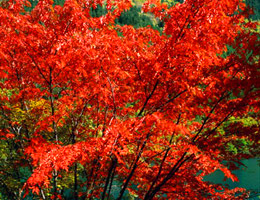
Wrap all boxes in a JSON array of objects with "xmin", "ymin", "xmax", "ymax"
[
  {"xmin": 204, "ymin": 158, "xmax": 260, "ymax": 199},
  {"xmin": 21, "ymin": 158, "xmax": 260, "ymax": 199}
]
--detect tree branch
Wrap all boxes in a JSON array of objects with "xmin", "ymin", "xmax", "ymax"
[{"xmin": 137, "ymin": 80, "xmax": 159, "ymax": 117}]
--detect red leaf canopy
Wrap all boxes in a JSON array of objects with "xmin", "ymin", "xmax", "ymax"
[{"xmin": 0, "ymin": 0, "xmax": 259, "ymax": 199}]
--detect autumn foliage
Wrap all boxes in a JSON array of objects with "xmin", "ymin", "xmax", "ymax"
[{"xmin": 0, "ymin": 0, "xmax": 259, "ymax": 199}]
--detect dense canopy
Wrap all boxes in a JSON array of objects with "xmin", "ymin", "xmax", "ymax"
[{"xmin": 0, "ymin": 0, "xmax": 259, "ymax": 199}]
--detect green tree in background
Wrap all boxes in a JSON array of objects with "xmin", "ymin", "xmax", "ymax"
[
  {"xmin": 246, "ymin": 0, "xmax": 260, "ymax": 20},
  {"xmin": 115, "ymin": 6, "xmax": 158, "ymax": 29},
  {"xmin": 90, "ymin": 4, "xmax": 107, "ymax": 18}
]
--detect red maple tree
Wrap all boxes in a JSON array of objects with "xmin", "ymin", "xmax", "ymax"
[{"xmin": 0, "ymin": 0, "xmax": 259, "ymax": 199}]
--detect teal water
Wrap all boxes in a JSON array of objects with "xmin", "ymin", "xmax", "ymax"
[
  {"xmin": 204, "ymin": 158, "xmax": 260, "ymax": 199},
  {"xmin": 16, "ymin": 158, "xmax": 260, "ymax": 199}
]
